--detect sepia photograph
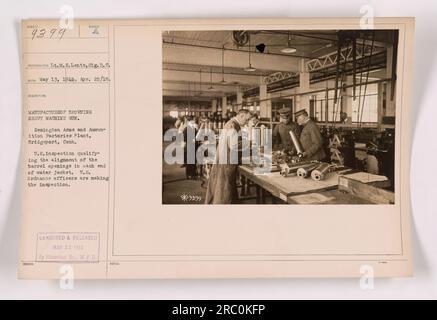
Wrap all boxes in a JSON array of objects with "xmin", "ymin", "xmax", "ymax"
[
  {"xmin": 15, "ymin": 16, "xmax": 415, "ymax": 281},
  {"xmin": 162, "ymin": 29, "xmax": 398, "ymax": 205},
  {"xmin": 4, "ymin": 0, "xmax": 436, "ymax": 298}
]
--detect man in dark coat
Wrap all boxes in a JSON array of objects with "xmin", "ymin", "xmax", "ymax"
[
  {"xmin": 248, "ymin": 113, "xmax": 261, "ymax": 128},
  {"xmin": 272, "ymin": 107, "xmax": 301, "ymax": 153},
  {"xmin": 205, "ymin": 109, "xmax": 252, "ymax": 204},
  {"xmin": 295, "ymin": 109, "xmax": 326, "ymax": 161}
]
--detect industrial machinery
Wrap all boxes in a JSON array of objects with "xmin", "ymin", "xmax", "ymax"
[
  {"xmin": 274, "ymin": 128, "xmax": 394, "ymax": 182},
  {"xmin": 321, "ymin": 127, "xmax": 395, "ymax": 185}
]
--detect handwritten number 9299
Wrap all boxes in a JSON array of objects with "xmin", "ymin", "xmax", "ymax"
[{"xmin": 31, "ymin": 28, "xmax": 67, "ymax": 40}]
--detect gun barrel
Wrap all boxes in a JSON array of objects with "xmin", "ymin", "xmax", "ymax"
[{"xmin": 289, "ymin": 130, "xmax": 304, "ymax": 155}]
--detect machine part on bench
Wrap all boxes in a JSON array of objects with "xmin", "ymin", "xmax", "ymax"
[
  {"xmin": 311, "ymin": 162, "xmax": 332, "ymax": 181},
  {"xmin": 280, "ymin": 163, "xmax": 292, "ymax": 177},
  {"xmin": 280, "ymin": 167, "xmax": 293, "ymax": 177},
  {"xmin": 296, "ymin": 163, "xmax": 320, "ymax": 178},
  {"xmin": 280, "ymin": 162, "xmax": 301, "ymax": 177},
  {"xmin": 280, "ymin": 161, "xmax": 317, "ymax": 177}
]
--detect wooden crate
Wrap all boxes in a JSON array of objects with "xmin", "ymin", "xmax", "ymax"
[{"xmin": 338, "ymin": 175, "xmax": 395, "ymax": 204}]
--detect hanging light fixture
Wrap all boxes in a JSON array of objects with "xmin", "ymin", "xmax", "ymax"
[
  {"xmin": 208, "ymin": 67, "xmax": 215, "ymax": 91},
  {"xmin": 187, "ymin": 82, "xmax": 191, "ymax": 109},
  {"xmin": 281, "ymin": 31, "xmax": 297, "ymax": 54},
  {"xmin": 219, "ymin": 45, "xmax": 227, "ymax": 84},
  {"xmin": 244, "ymin": 34, "xmax": 256, "ymax": 72},
  {"xmin": 198, "ymin": 68, "xmax": 202, "ymax": 96}
]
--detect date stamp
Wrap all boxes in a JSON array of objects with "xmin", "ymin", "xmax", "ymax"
[{"xmin": 36, "ymin": 232, "xmax": 100, "ymax": 263}]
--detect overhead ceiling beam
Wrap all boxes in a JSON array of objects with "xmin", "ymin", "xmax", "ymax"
[
  {"xmin": 164, "ymin": 80, "xmax": 251, "ymax": 88},
  {"xmin": 163, "ymin": 42, "xmax": 302, "ymax": 72},
  {"xmin": 163, "ymin": 89, "xmax": 225, "ymax": 98},
  {"xmin": 163, "ymin": 69, "xmax": 260, "ymax": 86},
  {"xmin": 163, "ymin": 96, "xmax": 213, "ymax": 102},
  {"xmin": 163, "ymin": 39, "xmax": 314, "ymax": 59},
  {"xmin": 163, "ymin": 82, "xmax": 241, "ymax": 94},
  {"xmin": 164, "ymin": 63, "xmax": 268, "ymax": 76}
]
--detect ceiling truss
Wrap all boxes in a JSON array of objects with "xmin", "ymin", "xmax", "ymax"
[{"xmin": 306, "ymin": 44, "xmax": 385, "ymax": 72}]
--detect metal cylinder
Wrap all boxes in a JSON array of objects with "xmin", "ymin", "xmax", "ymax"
[
  {"xmin": 280, "ymin": 161, "xmax": 308, "ymax": 177},
  {"xmin": 289, "ymin": 130, "xmax": 304, "ymax": 155},
  {"xmin": 296, "ymin": 163, "xmax": 320, "ymax": 178},
  {"xmin": 296, "ymin": 167, "xmax": 308, "ymax": 178},
  {"xmin": 311, "ymin": 162, "xmax": 331, "ymax": 181}
]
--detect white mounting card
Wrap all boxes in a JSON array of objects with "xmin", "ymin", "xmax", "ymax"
[{"xmin": 19, "ymin": 18, "xmax": 414, "ymax": 279}]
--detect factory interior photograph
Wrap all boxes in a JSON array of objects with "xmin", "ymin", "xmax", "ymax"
[{"xmin": 162, "ymin": 29, "xmax": 398, "ymax": 205}]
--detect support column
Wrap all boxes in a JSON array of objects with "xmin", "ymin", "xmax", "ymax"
[
  {"xmin": 385, "ymin": 45, "xmax": 396, "ymax": 117},
  {"xmin": 295, "ymin": 59, "xmax": 310, "ymax": 112},
  {"xmin": 377, "ymin": 82, "xmax": 384, "ymax": 129},
  {"xmin": 221, "ymin": 96, "xmax": 227, "ymax": 117},
  {"xmin": 211, "ymin": 99, "xmax": 217, "ymax": 114},
  {"xmin": 259, "ymin": 82, "xmax": 271, "ymax": 119}
]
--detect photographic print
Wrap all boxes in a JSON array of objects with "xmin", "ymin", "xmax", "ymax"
[
  {"xmin": 162, "ymin": 29, "xmax": 398, "ymax": 205},
  {"xmin": 19, "ymin": 18, "xmax": 413, "ymax": 279}
]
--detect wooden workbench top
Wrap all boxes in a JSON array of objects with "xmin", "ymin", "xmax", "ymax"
[{"xmin": 239, "ymin": 164, "xmax": 389, "ymax": 202}]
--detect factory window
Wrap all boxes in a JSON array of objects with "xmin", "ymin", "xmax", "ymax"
[
  {"xmin": 169, "ymin": 110, "xmax": 179, "ymax": 118},
  {"xmin": 314, "ymin": 100, "xmax": 325, "ymax": 122},
  {"xmin": 327, "ymin": 98, "xmax": 337, "ymax": 122},
  {"xmin": 351, "ymin": 84, "xmax": 378, "ymax": 123},
  {"xmin": 271, "ymin": 99, "xmax": 293, "ymax": 122},
  {"xmin": 312, "ymin": 84, "xmax": 379, "ymax": 124},
  {"xmin": 320, "ymin": 99, "xmax": 343, "ymax": 122},
  {"xmin": 313, "ymin": 90, "xmax": 342, "ymax": 123}
]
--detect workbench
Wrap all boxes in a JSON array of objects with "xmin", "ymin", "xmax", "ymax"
[{"xmin": 238, "ymin": 164, "xmax": 391, "ymax": 204}]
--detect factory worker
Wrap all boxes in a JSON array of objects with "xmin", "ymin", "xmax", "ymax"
[
  {"xmin": 182, "ymin": 116, "xmax": 199, "ymax": 179},
  {"xmin": 174, "ymin": 116, "xmax": 183, "ymax": 130},
  {"xmin": 294, "ymin": 109, "xmax": 326, "ymax": 161},
  {"xmin": 272, "ymin": 107, "xmax": 300, "ymax": 153},
  {"xmin": 248, "ymin": 113, "xmax": 261, "ymax": 128},
  {"xmin": 205, "ymin": 109, "xmax": 252, "ymax": 204}
]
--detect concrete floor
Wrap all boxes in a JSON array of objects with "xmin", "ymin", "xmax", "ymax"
[{"xmin": 162, "ymin": 160, "xmax": 207, "ymax": 204}]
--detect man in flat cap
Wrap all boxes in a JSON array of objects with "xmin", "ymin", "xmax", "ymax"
[
  {"xmin": 272, "ymin": 107, "xmax": 300, "ymax": 153},
  {"xmin": 294, "ymin": 109, "xmax": 326, "ymax": 161}
]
